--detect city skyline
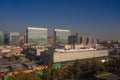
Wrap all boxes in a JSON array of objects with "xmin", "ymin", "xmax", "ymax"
[{"xmin": 0, "ymin": 0, "xmax": 120, "ymax": 40}]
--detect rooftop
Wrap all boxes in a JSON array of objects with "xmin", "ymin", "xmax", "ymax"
[{"xmin": 27, "ymin": 27, "xmax": 48, "ymax": 30}]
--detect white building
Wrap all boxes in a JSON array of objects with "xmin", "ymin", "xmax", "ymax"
[{"xmin": 53, "ymin": 49, "xmax": 108, "ymax": 63}]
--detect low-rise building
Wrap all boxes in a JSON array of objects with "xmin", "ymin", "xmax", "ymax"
[{"xmin": 41, "ymin": 47, "xmax": 109, "ymax": 65}]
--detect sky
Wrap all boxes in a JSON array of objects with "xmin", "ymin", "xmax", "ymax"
[{"xmin": 0, "ymin": 0, "xmax": 120, "ymax": 40}]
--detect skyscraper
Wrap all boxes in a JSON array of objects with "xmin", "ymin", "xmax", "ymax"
[
  {"xmin": 86, "ymin": 36, "xmax": 92, "ymax": 44},
  {"xmin": 68, "ymin": 33, "xmax": 80, "ymax": 45},
  {"xmin": 54, "ymin": 29, "xmax": 70, "ymax": 44},
  {"xmin": 9, "ymin": 32, "xmax": 20, "ymax": 44},
  {"xmin": 26, "ymin": 27, "xmax": 48, "ymax": 45},
  {"xmin": 0, "ymin": 31, "xmax": 4, "ymax": 44},
  {"xmin": 80, "ymin": 36, "xmax": 86, "ymax": 44},
  {"xmin": 4, "ymin": 33, "xmax": 9, "ymax": 44},
  {"xmin": 48, "ymin": 36, "xmax": 54, "ymax": 45},
  {"xmin": 68, "ymin": 35, "xmax": 76, "ymax": 44},
  {"xmin": 75, "ymin": 33, "xmax": 80, "ymax": 44}
]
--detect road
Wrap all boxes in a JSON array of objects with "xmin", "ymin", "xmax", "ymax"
[
  {"xmin": 97, "ymin": 73, "xmax": 120, "ymax": 80},
  {"xmin": 85, "ymin": 73, "xmax": 120, "ymax": 80}
]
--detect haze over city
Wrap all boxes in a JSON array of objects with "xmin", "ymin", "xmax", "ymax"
[{"xmin": 0, "ymin": 0, "xmax": 120, "ymax": 40}]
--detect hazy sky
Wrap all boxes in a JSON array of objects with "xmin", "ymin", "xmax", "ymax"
[{"xmin": 0, "ymin": 0, "xmax": 120, "ymax": 40}]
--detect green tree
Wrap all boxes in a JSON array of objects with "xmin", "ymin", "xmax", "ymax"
[
  {"xmin": 42, "ymin": 61, "xmax": 53, "ymax": 80},
  {"xmin": 7, "ymin": 71, "xmax": 41, "ymax": 80},
  {"xmin": 71, "ymin": 60, "xmax": 82, "ymax": 80}
]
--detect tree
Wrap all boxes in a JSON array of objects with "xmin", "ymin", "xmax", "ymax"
[
  {"xmin": 71, "ymin": 60, "xmax": 82, "ymax": 80},
  {"xmin": 7, "ymin": 71, "xmax": 41, "ymax": 80},
  {"xmin": 42, "ymin": 61, "xmax": 53, "ymax": 80}
]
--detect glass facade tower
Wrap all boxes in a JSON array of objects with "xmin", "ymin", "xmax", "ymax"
[
  {"xmin": 26, "ymin": 27, "xmax": 48, "ymax": 45},
  {"xmin": 54, "ymin": 29, "xmax": 70, "ymax": 44},
  {"xmin": 9, "ymin": 32, "xmax": 20, "ymax": 44},
  {"xmin": 0, "ymin": 31, "xmax": 4, "ymax": 44}
]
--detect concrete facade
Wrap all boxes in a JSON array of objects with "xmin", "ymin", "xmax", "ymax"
[{"xmin": 53, "ymin": 50, "xmax": 108, "ymax": 62}]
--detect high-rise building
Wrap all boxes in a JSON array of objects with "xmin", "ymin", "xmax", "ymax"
[
  {"xmin": 80, "ymin": 36, "xmax": 86, "ymax": 44},
  {"xmin": 86, "ymin": 36, "xmax": 92, "ymax": 44},
  {"xmin": 4, "ymin": 33, "xmax": 9, "ymax": 44},
  {"xmin": 24, "ymin": 33, "xmax": 27, "ymax": 44},
  {"xmin": 68, "ymin": 35, "xmax": 76, "ymax": 44},
  {"xmin": 26, "ymin": 27, "xmax": 48, "ymax": 45},
  {"xmin": 54, "ymin": 29, "xmax": 70, "ymax": 44},
  {"xmin": 75, "ymin": 33, "xmax": 80, "ymax": 44},
  {"xmin": 9, "ymin": 32, "xmax": 20, "ymax": 44},
  {"xmin": 0, "ymin": 31, "xmax": 4, "ymax": 44},
  {"xmin": 48, "ymin": 36, "xmax": 54, "ymax": 45},
  {"xmin": 68, "ymin": 33, "xmax": 80, "ymax": 45}
]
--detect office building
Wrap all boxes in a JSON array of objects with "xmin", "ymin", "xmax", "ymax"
[
  {"xmin": 4, "ymin": 33, "xmax": 9, "ymax": 44},
  {"xmin": 0, "ymin": 31, "xmax": 4, "ymax": 44},
  {"xmin": 9, "ymin": 32, "xmax": 20, "ymax": 44},
  {"xmin": 86, "ymin": 36, "xmax": 92, "ymax": 44},
  {"xmin": 68, "ymin": 33, "xmax": 80, "ymax": 45},
  {"xmin": 53, "ymin": 49, "xmax": 108, "ymax": 63},
  {"xmin": 48, "ymin": 36, "xmax": 54, "ymax": 45},
  {"xmin": 76, "ymin": 33, "xmax": 80, "ymax": 44},
  {"xmin": 80, "ymin": 36, "xmax": 86, "ymax": 44},
  {"xmin": 26, "ymin": 27, "xmax": 48, "ymax": 45},
  {"xmin": 41, "ymin": 48, "xmax": 108, "ymax": 64},
  {"xmin": 24, "ymin": 33, "xmax": 27, "ymax": 44},
  {"xmin": 54, "ymin": 29, "xmax": 70, "ymax": 44},
  {"xmin": 68, "ymin": 35, "xmax": 76, "ymax": 44}
]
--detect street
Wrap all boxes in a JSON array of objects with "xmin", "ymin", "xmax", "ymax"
[{"xmin": 98, "ymin": 73, "xmax": 120, "ymax": 80}]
